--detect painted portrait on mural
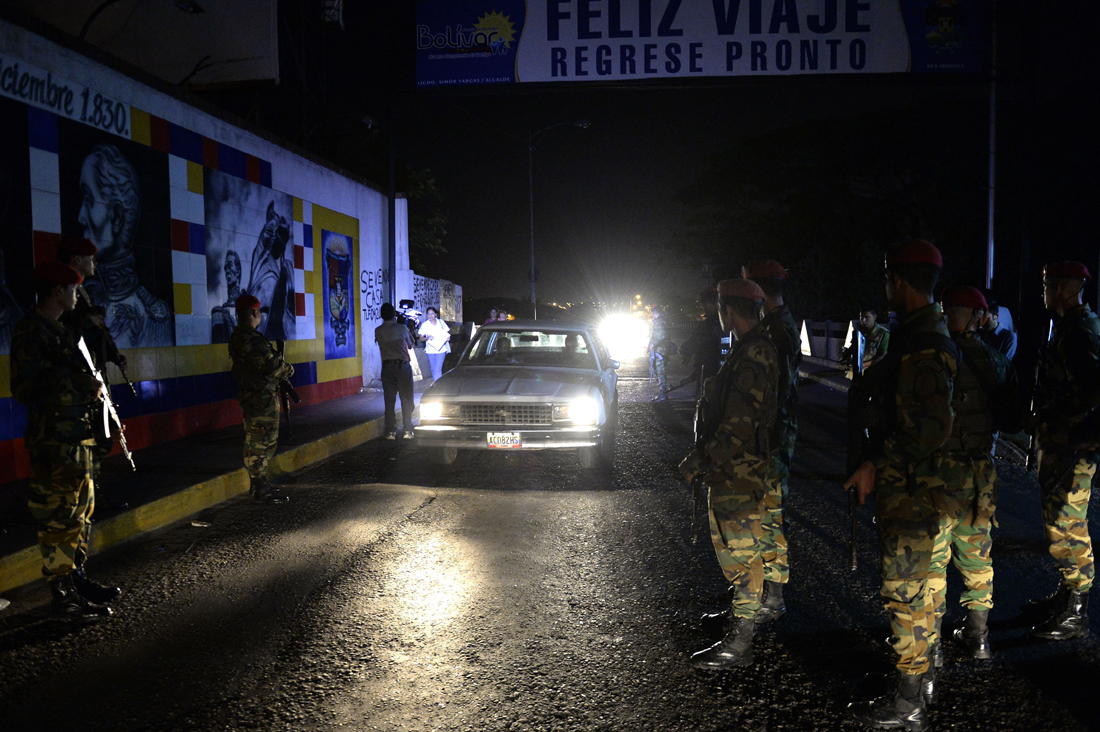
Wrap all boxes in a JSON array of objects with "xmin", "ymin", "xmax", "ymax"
[
  {"xmin": 204, "ymin": 169, "xmax": 295, "ymax": 342},
  {"xmin": 58, "ymin": 120, "xmax": 173, "ymax": 349},
  {"xmin": 0, "ymin": 96, "xmax": 34, "ymax": 356},
  {"xmin": 322, "ymin": 230, "xmax": 354, "ymax": 360}
]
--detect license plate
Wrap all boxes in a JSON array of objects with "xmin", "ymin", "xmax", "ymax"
[{"xmin": 487, "ymin": 432, "xmax": 522, "ymax": 448}]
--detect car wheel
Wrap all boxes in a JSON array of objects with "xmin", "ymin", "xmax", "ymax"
[
  {"xmin": 579, "ymin": 402, "xmax": 616, "ymax": 471},
  {"xmin": 429, "ymin": 446, "xmax": 458, "ymax": 465}
]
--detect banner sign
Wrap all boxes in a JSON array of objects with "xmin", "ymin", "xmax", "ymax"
[
  {"xmin": 0, "ymin": 54, "xmax": 130, "ymax": 138},
  {"xmin": 415, "ymin": 0, "xmax": 985, "ymax": 87}
]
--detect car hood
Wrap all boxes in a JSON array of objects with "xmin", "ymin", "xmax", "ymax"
[{"xmin": 427, "ymin": 366, "xmax": 600, "ymax": 399}]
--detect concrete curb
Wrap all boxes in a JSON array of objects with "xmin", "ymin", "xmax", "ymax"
[{"xmin": 0, "ymin": 415, "xmax": 387, "ymax": 595}]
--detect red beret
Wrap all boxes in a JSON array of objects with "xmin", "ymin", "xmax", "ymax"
[
  {"xmin": 940, "ymin": 286, "xmax": 988, "ymax": 311},
  {"xmin": 56, "ymin": 236, "xmax": 99, "ymax": 257},
  {"xmin": 718, "ymin": 278, "xmax": 765, "ymax": 302},
  {"xmin": 741, "ymin": 259, "xmax": 788, "ymax": 280},
  {"xmin": 34, "ymin": 261, "xmax": 83, "ymax": 285},
  {"xmin": 886, "ymin": 240, "xmax": 943, "ymax": 269},
  {"xmin": 1043, "ymin": 261, "xmax": 1091, "ymax": 281},
  {"xmin": 235, "ymin": 294, "xmax": 261, "ymax": 310}
]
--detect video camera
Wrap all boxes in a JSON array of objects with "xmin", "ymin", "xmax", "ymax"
[{"xmin": 397, "ymin": 299, "xmax": 422, "ymax": 339}]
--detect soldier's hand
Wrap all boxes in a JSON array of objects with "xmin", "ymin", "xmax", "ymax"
[
  {"xmin": 678, "ymin": 453, "xmax": 701, "ymax": 484},
  {"xmin": 843, "ymin": 460, "xmax": 877, "ymax": 505},
  {"xmin": 287, "ymin": 363, "xmax": 295, "ymax": 378},
  {"xmin": 116, "ymin": 354, "xmax": 128, "ymax": 371}
]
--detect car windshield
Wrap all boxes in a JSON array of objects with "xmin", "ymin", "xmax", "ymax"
[{"xmin": 464, "ymin": 330, "xmax": 599, "ymax": 369}]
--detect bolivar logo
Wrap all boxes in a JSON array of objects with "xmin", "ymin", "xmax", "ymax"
[{"xmin": 417, "ymin": 10, "xmax": 517, "ymax": 56}]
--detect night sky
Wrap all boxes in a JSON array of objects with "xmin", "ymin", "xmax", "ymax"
[{"xmin": 194, "ymin": 0, "xmax": 1098, "ymax": 328}]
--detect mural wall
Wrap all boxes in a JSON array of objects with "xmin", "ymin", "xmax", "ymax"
[{"xmin": 0, "ymin": 19, "xmax": 405, "ymax": 484}]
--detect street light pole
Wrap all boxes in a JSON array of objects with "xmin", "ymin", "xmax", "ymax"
[{"xmin": 528, "ymin": 120, "xmax": 590, "ymax": 320}]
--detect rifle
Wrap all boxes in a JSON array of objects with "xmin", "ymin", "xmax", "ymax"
[
  {"xmin": 76, "ymin": 337, "xmax": 135, "ymax": 471},
  {"xmin": 118, "ymin": 363, "xmax": 138, "ymax": 398},
  {"xmin": 844, "ymin": 327, "xmax": 866, "ymax": 572},
  {"xmin": 669, "ymin": 363, "xmax": 706, "ymax": 395},
  {"xmin": 648, "ymin": 349, "xmax": 656, "ymax": 383},
  {"xmin": 275, "ymin": 341, "xmax": 301, "ymax": 435},
  {"xmin": 1026, "ymin": 318, "xmax": 1054, "ymax": 472},
  {"xmin": 691, "ymin": 390, "xmax": 708, "ymax": 544}
]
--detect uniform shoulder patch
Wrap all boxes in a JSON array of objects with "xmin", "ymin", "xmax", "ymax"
[
  {"xmin": 734, "ymin": 365, "xmax": 758, "ymax": 392},
  {"xmin": 914, "ymin": 362, "xmax": 944, "ymax": 399}
]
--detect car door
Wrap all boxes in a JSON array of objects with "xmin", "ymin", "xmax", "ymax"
[{"xmin": 588, "ymin": 330, "xmax": 618, "ymax": 409}]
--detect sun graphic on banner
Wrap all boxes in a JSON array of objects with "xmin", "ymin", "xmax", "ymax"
[{"xmin": 475, "ymin": 11, "xmax": 516, "ymax": 49}]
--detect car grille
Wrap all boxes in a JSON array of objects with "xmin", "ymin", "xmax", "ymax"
[{"xmin": 461, "ymin": 403, "xmax": 552, "ymax": 426}]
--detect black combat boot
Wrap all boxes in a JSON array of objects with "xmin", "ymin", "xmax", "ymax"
[
  {"xmin": 754, "ymin": 580, "xmax": 786, "ymax": 623},
  {"xmin": 690, "ymin": 616, "xmax": 756, "ymax": 670},
  {"xmin": 1032, "ymin": 590, "xmax": 1089, "ymax": 641},
  {"xmin": 651, "ymin": 389, "xmax": 669, "ymax": 403},
  {"xmin": 920, "ymin": 667, "xmax": 937, "ymax": 707},
  {"xmin": 49, "ymin": 574, "xmax": 111, "ymax": 623},
  {"xmin": 848, "ymin": 670, "xmax": 928, "ymax": 731},
  {"xmin": 71, "ymin": 565, "xmax": 121, "ymax": 605},
  {"xmin": 953, "ymin": 608, "xmax": 992, "ymax": 659},
  {"xmin": 250, "ymin": 476, "xmax": 289, "ymax": 504}
]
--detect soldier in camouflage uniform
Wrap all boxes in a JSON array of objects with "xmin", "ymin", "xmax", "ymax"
[
  {"xmin": 680, "ymin": 278, "xmax": 780, "ymax": 670},
  {"xmin": 649, "ymin": 305, "xmax": 670, "ymax": 401},
  {"xmin": 1027, "ymin": 261, "xmax": 1099, "ymax": 641},
  {"xmin": 10, "ymin": 262, "xmax": 118, "ymax": 623},
  {"xmin": 845, "ymin": 241, "xmax": 958, "ymax": 732},
  {"xmin": 742, "ymin": 259, "xmax": 801, "ymax": 623},
  {"xmin": 229, "ymin": 294, "xmax": 293, "ymax": 504},
  {"xmin": 57, "ymin": 238, "xmax": 128, "ymax": 489},
  {"xmin": 929, "ymin": 286, "xmax": 1022, "ymax": 666}
]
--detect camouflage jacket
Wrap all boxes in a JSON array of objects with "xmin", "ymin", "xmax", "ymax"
[
  {"xmin": 1036, "ymin": 304, "xmax": 1100, "ymax": 439},
  {"xmin": 863, "ymin": 303, "xmax": 958, "ymax": 471},
  {"xmin": 691, "ymin": 324, "xmax": 780, "ymax": 481},
  {"xmin": 60, "ymin": 285, "xmax": 123, "ymax": 373},
  {"xmin": 229, "ymin": 323, "xmax": 291, "ymax": 412},
  {"xmin": 945, "ymin": 331, "xmax": 1020, "ymax": 455},
  {"xmin": 762, "ymin": 304, "xmax": 801, "ymax": 459},
  {"xmin": 862, "ymin": 323, "xmax": 890, "ymax": 364},
  {"xmin": 650, "ymin": 317, "xmax": 669, "ymax": 356},
  {"xmin": 10, "ymin": 309, "xmax": 100, "ymax": 446}
]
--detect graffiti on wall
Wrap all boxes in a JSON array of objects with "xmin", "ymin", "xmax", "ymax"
[
  {"xmin": 360, "ymin": 267, "xmax": 384, "ymax": 323},
  {"xmin": 412, "ymin": 274, "xmax": 440, "ymax": 316},
  {"xmin": 204, "ymin": 169, "xmax": 296, "ymax": 343},
  {"xmin": 322, "ymin": 230, "xmax": 354, "ymax": 359}
]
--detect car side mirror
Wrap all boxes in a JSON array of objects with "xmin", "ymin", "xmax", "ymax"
[{"xmin": 610, "ymin": 360, "xmax": 620, "ymax": 370}]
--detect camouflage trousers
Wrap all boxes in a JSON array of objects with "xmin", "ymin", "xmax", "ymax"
[
  {"xmin": 707, "ymin": 456, "xmax": 771, "ymax": 619},
  {"xmin": 761, "ymin": 451, "xmax": 790, "ymax": 584},
  {"xmin": 653, "ymin": 351, "xmax": 667, "ymax": 390},
  {"xmin": 873, "ymin": 458, "xmax": 944, "ymax": 675},
  {"xmin": 928, "ymin": 453, "xmax": 997, "ymax": 641},
  {"xmin": 27, "ymin": 443, "xmax": 96, "ymax": 577},
  {"xmin": 1037, "ymin": 442, "xmax": 1097, "ymax": 592},
  {"xmin": 243, "ymin": 409, "xmax": 280, "ymax": 481}
]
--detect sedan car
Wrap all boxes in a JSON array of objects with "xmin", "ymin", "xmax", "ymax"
[{"xmin": 414, "ymin": 320, "xmax": 619, "ymax": 469}]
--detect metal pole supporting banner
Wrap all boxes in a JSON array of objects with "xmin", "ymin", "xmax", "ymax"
[
  {"xmin": 528, "ymin": 131, "xmax": 537, "ymax": 320},
  {"xmin": 985, "ymin": 1, "xmax": 997, "ymax": 290}
]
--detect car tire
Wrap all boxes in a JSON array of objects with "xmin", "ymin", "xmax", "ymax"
[
  {"xmin": 578, "ymin": 401, "xmax": 617, "ymax": 471},
  {"xmin": 429, "ymin": 446, "xmax": 458, "ymax": 465}
]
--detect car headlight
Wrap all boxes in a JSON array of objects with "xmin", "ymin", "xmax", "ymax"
[
  {"xmin": 553, "ymin": 397, "xmax": 600, "ymax": 425},
  {"xmin": 420, "ymin": 402, "xmax": 459, "ymax": 421}
]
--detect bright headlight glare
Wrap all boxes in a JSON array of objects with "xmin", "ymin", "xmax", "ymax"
[
  {"xmin": 566, "ymin": 397, "xmax": 599, "ymax": 425},
  {"xmin": 420, "ymin": 402, "xmax": 443, "ymax": 421}
]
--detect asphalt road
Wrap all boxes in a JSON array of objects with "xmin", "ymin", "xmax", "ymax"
[{"xmin": 0, "ymin": 358, "xmax": 1097, "ymax": 732}]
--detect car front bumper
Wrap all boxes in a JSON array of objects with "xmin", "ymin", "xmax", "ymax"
[{"xmin": 413, "ymin": 424, "xmax": 603, "ymax": 450}]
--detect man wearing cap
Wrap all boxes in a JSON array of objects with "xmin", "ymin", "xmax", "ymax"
[
  {"xmin": 229, "ymin": 294, "xmax": 294, "ymax": 503},
  {"xmin": 930, "ymin": 286, "xmax": 1022, "ymax": 667},
  {"xmin": 1027, "ymin": 261, "xmax": 1100, "ymax": 640},
  {"xmin": 10, "ymin": 261, "xmax": 117, "ymax": 623},
  {"xmin": 679, "ymin": 278, "xmax": 780, "ymax": 670},
  {"xmin": 741, "ymin": 259, "xmax": 801, "ymax": 623},
  {"xmin": 845, "ymin": 240, "xmax": 958, "ymax": 731},
  {"xmin": 648, "ymin": 305, "xmax": 671, "ymax": 401}
]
